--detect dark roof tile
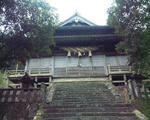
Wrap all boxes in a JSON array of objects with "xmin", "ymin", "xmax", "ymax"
[{"xmin": 54, "ymin": 26, "xmax": 115, "ymax": 36}]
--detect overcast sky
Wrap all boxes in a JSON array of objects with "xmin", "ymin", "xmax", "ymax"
[{"xmin": 46, "ymin": 0, "xmax": 113, "ymax": 25}]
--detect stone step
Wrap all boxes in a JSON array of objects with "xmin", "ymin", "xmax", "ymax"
[
  {"xmin": 43, "ymin": 112, "xmax": 136, "ymax": 118},
  {"xmin": 55, "ymin": 87, "xmax": 108, "ymax": 90},
  {"xmin": 54, "ymin": 92, "xmax": 114, "ymax": 96},
  {"xmin": 43, "ymin": 116, "xmax": 138, "ymax": 120},
  {"xmin": 53, "ymin": 96, "xmax": 117, "ymax": 101},
  {"xmin": 54, "ymin": 91, "xmax": 112, "ymax": 94},
  {"xmin": 44, "ymin": 103, "xmax": 132, "ymax": 108},
  {"xmin": 51, "ymin": 99, "xmax": 121, "ymax": 103},
  {"xmin": 53, "ymin": 97, "xmax": 116, "ymax": 100},
  {"xmin": 55, "ymin": 86, "xmax": 109, "ymax": 89},
  {"xmin": 53, "ymin": 96, "xmax": 116, "ymax": 101},
  {"xmin": 52, "ymin": 99, "xmax": 124, "ymax": 104},
  {"xmin": 53, "ymin": 95, "xmax": 115, "ymax": 99},
  {"xmin": 53, "ymin": 93, "xmax": 117, "ymax": 97},
  {"xmin": 55, "ymin": 86, "xmax": 108, "ymax": 90},
  {"xmin": 42, "ymin": 82, "xmax": 138, "ymax": 120},
  {"xmin": 54, "ymin": 93, "xmax": 115, "ymax": 96},
  {"xmin": 54, "ymin": 90, "xmax": 110, "ymax": 94},
  {"xmin": 44, "ymin": 107, "xmax": 133, "ymax": 113}
]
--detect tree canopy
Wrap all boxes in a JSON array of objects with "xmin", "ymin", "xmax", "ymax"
[
  {"xmin": 0, "ymin": 0, "xmax": 58, "ymax": 69},
  {"xmin": 107, "ymin": 0, "xmax": 150, "ymax": 78}
]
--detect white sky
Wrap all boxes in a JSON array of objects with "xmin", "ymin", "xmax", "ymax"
[{"xmin": 46, "ymin": 0, "xmax": 113, "ymax": 25}]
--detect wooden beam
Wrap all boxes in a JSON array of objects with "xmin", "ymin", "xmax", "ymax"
[{"xmin": 112, "ymin": 81, "xmax": 125, "ymax": 83}]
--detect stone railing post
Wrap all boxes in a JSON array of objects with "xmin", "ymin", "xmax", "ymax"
[{"xmin": 40, "ymin": 83, "xmax": 47, "ymax": 103}]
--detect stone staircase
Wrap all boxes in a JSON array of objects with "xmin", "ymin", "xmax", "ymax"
[{"xmin": 42, "ymin": 81, "xmax": 139, "ymax": 120}]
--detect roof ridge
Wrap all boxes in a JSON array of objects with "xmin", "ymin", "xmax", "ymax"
[{"xmin": 59, "ymin": 13, "xmax": 96, "ymax": 27}]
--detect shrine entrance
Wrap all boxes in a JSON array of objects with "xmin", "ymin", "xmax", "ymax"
[{"xmin": 54, "ymin": 55, "xmax": 107, "ymax": 77}]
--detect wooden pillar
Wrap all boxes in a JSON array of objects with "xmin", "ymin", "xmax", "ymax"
[
  {"xmin": 49, "ymin": 77, "xmax": 52, "ymax": 86},
  {"xmin": 20, "ymin": 82, "xmax": 22, "ymax": 88},
  {"xmin": 66, "ymin": 56, "xmax": 68, "ymax": 76},
  {"xmin": 129, "ymin": 66, "xmax": 132, "ymax": 72},
  {"xmin": 123, "ymin": 74, "xmax": 130, "ymax": 100},
  {"xmin": 16, "ymin": 63, "xmax": 18, "ymax": 74},
  {"xmin": 52, "ymin": 56, "xmax": 55, "ymax": 76},
  {"xmin": 137, "ymin": 82, "xmax": 142, "ymax": 98},
  {"xmin": 78, "ymin": 56, "xmax": 80, "ymax": 76},
  {"xmin": 24, "ymin": 60, "xmax": 28, "ymax": 72},
  {"xmin": 130, "ymin": 80, "xmax": 136, "ymax": 99},
  {"xmin": 107, "ymin": 65, "xmax": 111, "ymax": 74},
  {"xmin": 89, "ymin": 56, "xmax": 93, "ymax": 76},
  {"xmin": 34, "ymin": 77, "xmax": 37, "ymax": 88},
  {"xmin": 104, "ymin": 55, "xmax": 108, "ymax": 75},
  {"xmin": 109, "ymin": 75, "xmax": 112, "ymax": 82},
  {"xmin": 49, "ymin": 77, "xmax": 52, "ymax": 82},
  {"xmin": 79, "ymin": 66, "xmax": 80, "ymax": 76},
  {"xmin": 133, "ymin": 80, "xmax": 139, "ymax": 98},
  {"xmin": 123, "ymin": 74, "xmax": 127, "ymax": 84}
]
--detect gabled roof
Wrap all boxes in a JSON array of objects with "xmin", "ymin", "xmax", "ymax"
[
  {"xmin": 54, "ymin": 13, "xmax": 121, "ymax": 47},
  {"xmin": 55, "ymin": 26, "xmax": 115, "ymax": 36},
  {"xmin": 59, "ymin": 13, "xmax": 96, "ymax": 27}
]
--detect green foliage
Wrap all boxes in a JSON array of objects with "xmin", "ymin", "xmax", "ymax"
[
  {"xmin": 0, "ymin": 72, "xmax": 7, "ymax": 88},
  {"xmin": 107, "ymin": 0, "xmax": 150, "ymax": 78},
  {"xmin": 33, "ymin": 108, "xmax": 44, "ymax": 120},
  {"xmin": 0, "ymin": 0, "xmax": 58, "ymax": 68},
  {"xmin": 133, "ymin": 98, "xmax": 150, "ymax": 120}
]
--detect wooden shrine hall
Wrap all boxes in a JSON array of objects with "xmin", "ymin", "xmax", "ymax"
[{"xmin": 7, "ymin": 13, "xmax": 132, "ymax": 87}]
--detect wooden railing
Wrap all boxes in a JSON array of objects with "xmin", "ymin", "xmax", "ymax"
[
  {"xmin": 8, "ymin": 68, "xmax": 51, "ymax": 78},
  {"xmin": 28, "ymin": 68, "xmax": 51, "ymax": 76},
  {"xmin": 8, "ymin": 65, "xmax": 132, "ymax": 78},
  {"xmin": 108, "ymin": 65, "xmax": 132, "ymax": 74},
  {"xmin": 54, "ymin": 66, "xmax": 107, "ymax": 77},
  {"xmin": 8, "ymin": 70, "xmax": 25, "ymax": 76}
]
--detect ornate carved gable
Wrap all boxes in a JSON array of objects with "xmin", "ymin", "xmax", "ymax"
[{"xmin": 59, "ymin": 13, "xmax": 96, "ymax": 27}]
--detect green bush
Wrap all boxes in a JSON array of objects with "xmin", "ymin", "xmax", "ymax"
[
  {"xmin": 133, "ymin": 98, "xmax": 150, "ymax": 120},
  {"xmin": 0, "ymin": 72, "xmax": 7, "ymax": 88}
]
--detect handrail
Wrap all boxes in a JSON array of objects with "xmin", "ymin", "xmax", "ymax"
[
  {"xmin": 8, "ymin": 65, "xmax": 132, "ymax": 78},
  {"xmin": 108, "ymin": 65, "xmax": 132, "ymax": 74},
  {"xmin": 7, "ymin": 68, "xmax": 51, "ymax": 77}
]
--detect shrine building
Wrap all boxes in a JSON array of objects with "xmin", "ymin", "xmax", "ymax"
[{"xmin": 8, "ymin": 13, "xmax": 132, "ymax": 87}]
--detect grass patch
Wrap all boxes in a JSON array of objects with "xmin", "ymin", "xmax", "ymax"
[
  {"xmin": 33, "ymin": 108, "xmax": 44, "ymax": 120},
  {"xmin": 133, "ymin": 98, "xmax": 150, "ymax": 120},
  {"xmin": 0, "ymin": 72, "xmax": 7, "ymax": 88}
]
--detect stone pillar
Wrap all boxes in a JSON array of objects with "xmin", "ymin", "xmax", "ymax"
[
  {"xmin": 128, "ymin": 80, "xmax": 134, "ymax": 99},
  {"xmin": 133, "ymin": 80, "xmax": 139, "ymax": 98},
  {"xmin": 41, "ymin": 83, "xmax": 47, "ymax": 103}
]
